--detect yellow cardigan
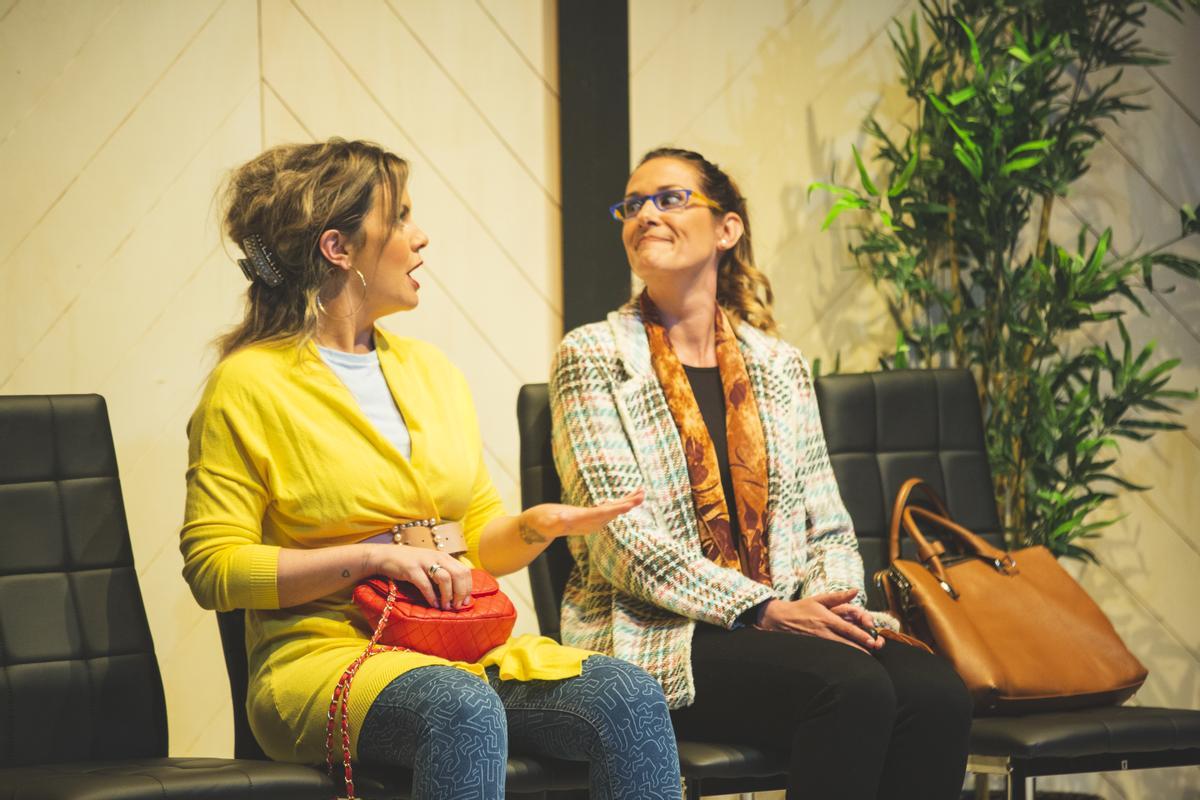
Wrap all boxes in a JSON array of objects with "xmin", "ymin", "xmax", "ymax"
[{"xmin": 180, "ymin": 328, "xmax": 588, "ymax": 764}]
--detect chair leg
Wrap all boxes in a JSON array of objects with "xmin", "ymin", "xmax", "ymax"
[
  {"xmin": 973, "ymin": 773, "xmax": 989, "ymax": 799},
  {"xmin": 1004, "ymin": 769, "xmax": 1033, "ymax": 800}
]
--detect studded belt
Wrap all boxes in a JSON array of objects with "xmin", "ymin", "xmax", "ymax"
[{"xmin": 360, "ymin": 519, "xmax": 467, "ymax": 557}]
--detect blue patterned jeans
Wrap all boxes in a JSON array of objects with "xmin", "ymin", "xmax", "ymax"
[{"xmin": 357, "ymin": 655, "xmax": 682, "ymax": 800}]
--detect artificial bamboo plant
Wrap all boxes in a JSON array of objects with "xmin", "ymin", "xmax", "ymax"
[{"xmin": 815, "ymin": 0, "xmax": 1200, "ymax": 558}]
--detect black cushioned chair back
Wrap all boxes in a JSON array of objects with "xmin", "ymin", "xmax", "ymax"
[
  {"xmin": 517, "ymin": 384, "xmax": 572, "ymax": 642},
  {"xmin": 814, "ymin": 369, "xmax": 1003, "ymax": 608},
  {"xmin": 216, "ymin": 609, "xmax": 271, "ymax": 760},
  {"xmin": 0, "ymin": 395, "xmax": 168, "ymax": 767}
]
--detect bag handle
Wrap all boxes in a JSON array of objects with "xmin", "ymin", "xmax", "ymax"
[
  {"xmin": 327, "ymin": 580, "xmax": 407, "ymax": 799},
  {"xmin": 902, "ymin": 507, "xmax": 1018, "ymax": 580},
  {"xmin": 887, "ymin": 478, "xmax": 950, "ymax": 563},
  {"xmin": 889, "ymin": 479, "xmax": 1016, "ymax": 580}
]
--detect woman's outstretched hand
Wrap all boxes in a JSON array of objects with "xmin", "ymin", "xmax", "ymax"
[
  {"xmin": 517, "ymin": 489, "xmax": 646, "ymax": 544},
  {"xmin": 478, "ymin": 490, "xmax": 645, "ymax": 577},
  {"xmin": 756, "ymin": 588, "xmax": 884, "ymax": 654}
]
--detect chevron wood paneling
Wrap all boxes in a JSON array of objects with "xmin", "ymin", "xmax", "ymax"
[
  {"xmin": 630, "ymin": 2, "xmax": 1200, "ymax": 798},
  {"xmin": 3, "ymin": 1, "xmax": 1192, "ymax": 787},
  {"xmin": 1, "ymin": 0, "xmax": 558, "ymax": 759}
]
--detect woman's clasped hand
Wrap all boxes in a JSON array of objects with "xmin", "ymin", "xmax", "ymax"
[{"xmin": 756, "ymin": 589, "xmax": 884, "ymax": 654}]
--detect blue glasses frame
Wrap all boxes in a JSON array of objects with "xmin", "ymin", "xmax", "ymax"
[{"xmin": 608, "ymin": 188, "xmax": 720, "ymax": 221}]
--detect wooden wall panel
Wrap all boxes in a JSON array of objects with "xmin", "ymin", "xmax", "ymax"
[{"xmin": 0, "ymin": 0, "xmax": 559, "ymax": 757}]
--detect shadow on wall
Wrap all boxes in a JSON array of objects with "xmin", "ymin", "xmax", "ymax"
[{"xmin": 731, "ymin": 0, "xmax": 913, "ymax": 368}]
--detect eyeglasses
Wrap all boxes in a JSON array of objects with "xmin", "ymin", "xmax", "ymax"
[{"xmin": 608, "ymin": 188, "xmax": 720, "ymax": 221}]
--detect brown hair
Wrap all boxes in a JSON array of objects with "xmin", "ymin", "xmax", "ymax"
[
  {"xmin": 216, "ymin": 138, "xmax": 409, "ymax": 358},
  {"xmin": 637, "ymin": 147, "xmax": 777, "ymax": 334}
]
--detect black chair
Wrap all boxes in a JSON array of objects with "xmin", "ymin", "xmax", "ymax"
[
  {"xmin": 817, "ymin": 370, "xmax": 1200, "ymax": 800},
  {"xmin": 519, "ymin": 372, "xmax": 1200, "ymax": 800},
  {"xmin": 0, "ymin": 395, "xmax": 329, "ymax": 798},
  {"xmin": 518, "ymin": 385, "xmax": 788, "ymax": 800},
  {"xmin": 0, "ymin": 394, "xmax": 584, "ymax": 800},
  {"xmin": 214, "ymin": 608, "xmax": 591, "ymax": 799}
]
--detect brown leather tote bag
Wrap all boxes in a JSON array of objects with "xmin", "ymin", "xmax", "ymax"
[{"xmin": 876, "ymin": 478, "xmax": 1147, "ymax": 715}]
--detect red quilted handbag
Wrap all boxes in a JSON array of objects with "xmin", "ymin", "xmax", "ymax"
[{"xmin": 352, "ymin": 569, "xmax": 516, "ymax": 663}]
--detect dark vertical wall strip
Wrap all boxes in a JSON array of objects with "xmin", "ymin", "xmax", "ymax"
[{"xmin": 558, "ymin": 0, "xmax": 631, "ymax": 333}]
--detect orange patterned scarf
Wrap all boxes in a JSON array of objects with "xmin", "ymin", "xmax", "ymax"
[{"xmin": 640, "ymin": 291, "xmax": 771, "ymax": 584}]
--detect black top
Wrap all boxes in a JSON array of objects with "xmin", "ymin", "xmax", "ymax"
[
  {"xmin": 682, "ymin": 364, "xmax": 740, "ymax": 541},
  {"xmin": 683, "ymin": 364, "xmax": 766, "ymax": 630}
]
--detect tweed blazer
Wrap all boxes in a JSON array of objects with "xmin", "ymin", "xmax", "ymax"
[{"xmin": 550, "ymin": 303, "xmax": 894, "ymax": 708}]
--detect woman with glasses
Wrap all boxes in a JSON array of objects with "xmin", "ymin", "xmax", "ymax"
[
  {"xmin": 180, "ymin": 138, "xmax": 683, "ymax": 800},
  {"xmin": 550, "ymin": 147, "xmax": 972, "ymax": 800}
]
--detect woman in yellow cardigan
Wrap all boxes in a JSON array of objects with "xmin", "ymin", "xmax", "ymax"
[{"xmin": 180, "ymin": 139, "xmax": 682, "ymax": 800}]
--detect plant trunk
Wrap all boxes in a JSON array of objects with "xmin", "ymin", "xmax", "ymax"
[{"xmin": 949, "ymin": 195, "xmax": 963, "ymax": 368}]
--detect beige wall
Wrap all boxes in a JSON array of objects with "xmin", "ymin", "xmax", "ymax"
[
  {"xmin": 3, "ymin": 0, "xmax": 1195, "ymax": 794},
  {"xmin": 630, "ymin": 2, "xmax": 1200, "ymax": 798},
  {"xmin": 0, "ymin": 0, "xmax": 558, "ymax": 758}
]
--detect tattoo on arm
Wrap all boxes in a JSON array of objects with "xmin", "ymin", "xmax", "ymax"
[
  {"xmin": 342, "ymin": 569, "xmax": 351, "ymax": 578},
  {"xmin": 518, "ymin": 522, "xmax": 548, "ymax": 545}
]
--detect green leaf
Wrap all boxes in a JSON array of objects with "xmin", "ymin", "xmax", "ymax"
[
  {"xmin": 893, "ymin": 331, "xmax": 909, "ymax": 369},
  {"xmin": 925, "ymin": 91, "xmax": 952, "ymax": 116},
  {"xmin": 1181, "ymin": 203, "xmax": 1199, "ymax": 236},
  {"xmin": 1121, "ymin": 419, "xmax": 1185, "ymax": 431},
  {"xmin": 953, "ymin": 142, "xmax": 982, "ymax": 179},
  {"xmin": 999, "ymin": 155, "xmax": 1044, "ymax": 176},
  {"xmin": 904, "ymin": 202, "xmax": 951, "ymax": 215},
  {"xmin": 1152, "ymin": 252, "xmax": 1200, "ymax": 279},
  {"xmin": 807, "ymin": 181, "xmax": 858, "ymax": 200},
  {"xmin": 955, "ymin": 17, "xmax": 982, "ymax": 71},
  {"xmin": 1008, "ymin": 45, "xmax": 1033, "ymax": 64},
  {"xmin": 851, "ymin": 144, "xmax": 880, "ymax": 196},
  {"xmin": 888, "ymin": 146, "xmax": 920, "ymax": 196},
  {"xmin": 1010, "ymin": 139, "xmax": 1054, "ymax": 156},
  {"xmin": 820, "ymin": 196, "xmax": 868, "ymax": 230},
  {"xmin": 1086, "ymin": 228, "xmax": 1112, "ymax": 273},
  {"xmin": 947, "ymin": 86, "xmax": 976, "ymax": 106}
]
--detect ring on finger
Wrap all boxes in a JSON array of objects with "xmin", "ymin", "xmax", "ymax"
[{"xmin": 427, "ymin": 563, "xmax": 443, "ymax": 577}]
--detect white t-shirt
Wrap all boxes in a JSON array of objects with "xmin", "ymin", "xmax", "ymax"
[{"xmin": 317, "ymin": 345, "xmax": 412, "ymax": 460}]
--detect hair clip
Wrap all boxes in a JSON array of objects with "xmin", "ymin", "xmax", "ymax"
[{"xmin": 238, "ymin": 234, "xmax": 285, "ymax": 287}]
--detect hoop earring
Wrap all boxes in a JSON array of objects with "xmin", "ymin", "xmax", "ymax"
[{"xmin": 316, "ymin": 269, "xmax": 368, "ymax": 319}]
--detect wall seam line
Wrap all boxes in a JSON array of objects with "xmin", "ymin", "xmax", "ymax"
[
  {"xmin": 473, "ymin": 0, "xmax": 558, "ymax": 98},
  {"xmin": 1102, "ymin": 134, "xmax": 1183, "ymax": 211},
  {"xmin": 629, "ymin": 0, "xmax": 703, "ymax": 78},
  {"xmin": 1094, "ymin": 531, "xmax": 1200, "ymax": 667},
  {"xmin": 0, "ymin": 0, "xmax": 19, "ymax": 25},
  {"xmin": 287, "ymin": 0, "xmax": 563, "ymax": 319},
  {"xmin": 669, "ymin": 0, "xmax": 816, "ymax": 144},
  {"xmin": 381, "ymin": 0, "xmax": 559, "ymax": 207},
  {"xmin": 262, "ymin": 77, "xmax": 316, "ymax": 141},
  {"xmin": 1059, "ymin": 196, "xmax": 1200, "ymax": 348},
  {"xmin": 0, "ymin": 0, "xmax": 125, "ymax": 149},
  {"xmin": 1146, "ymin": 67, "xmax": 1200, "ymax": 130},
  {"xmin": 0, "ymin": 83, "xmax": 256, "ymax": 392},
  {"xmin": 258, "ymin": 0, "xmax": 265, "ymax": 149},
  {"xmin": 0, "ymin": 0, "xmax": 228, "ymax": 271},
  {"xmin": 179, "ymin": 699, "xmax": 228, "ymax": 757}
]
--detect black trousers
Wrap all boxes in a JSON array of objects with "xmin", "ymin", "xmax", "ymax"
[{"xmin": 670, "ymin": 626, "xmax": 972, "ymax": 800}]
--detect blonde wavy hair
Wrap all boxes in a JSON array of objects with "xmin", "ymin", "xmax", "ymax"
[
  {"xmin": 637, "ymin": 147, "xmax": 777, "ymax": 335},
  {"xmin": 216, "ymin": 138, "xmax": 409, "ymax": 359}
]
